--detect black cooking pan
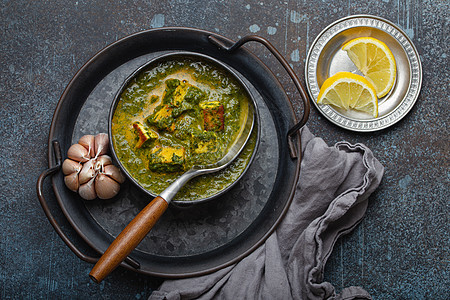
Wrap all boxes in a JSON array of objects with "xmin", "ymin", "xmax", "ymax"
[
  {"xmin": 108, "ymin": 51, "xmax": 261, "ymax": 206},
  {"xmin": 37, "ymin": 27, "xmax": 310, "ymax": 278}
]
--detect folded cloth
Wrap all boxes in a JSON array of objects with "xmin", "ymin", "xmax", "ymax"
[{"xmin": 149, "ymin": 126, "xmax": 384, "ymax": 300}]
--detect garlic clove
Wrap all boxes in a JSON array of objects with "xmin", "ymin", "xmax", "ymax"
[
  {"xmin": 95, "ymin": 173, "xmax": 120, "ymax": 199},
  {"xmin": 103, "ymin": 164, "xmax": 126, "ymax": 184},
  {"xmin": 79, "ymin": 159, "xmax": 97, "ymax": 185},
  {"xmin": 96, "ymin": 155, "xmax": 112, "ymax": 169},
  {"xmin": 78, "ymin": 135, "xmax": 95, "ymax": 158},
  {"xmin": 67, "ymin": 143, "xmax": 90, "ymax": 163},
  {"xmin": 94, "ymin": 133, "xmax": 109, "ymax": 157},
  {"xmin": 78, "ymin": 177, "xmax": 97, "ymax": 200},
  {"xmin": 62, "ymin": 159, "xmax": 82, "ymax": 175},
  {"xmin": 64, "ymin": 172, "xmax": 80, "ymax": 192}
]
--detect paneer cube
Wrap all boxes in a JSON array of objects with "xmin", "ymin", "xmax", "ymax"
[
  {"xmin": 148, "ymin": 145, "xmax": 185, "ymax": 173},
  {"xmin": 200, "ymin": 101, "xmax": 224, "ymax": 131},
  {"xmin": 184, "ymin": 85, "xmax": 206, "ymax": 105},
  {"xmin": 146, "ymin": 104, "xmax": 174, "ymax": 130},
  {"xmin": 171, "ymin": 81, "xmax": 189, "ymax": 107},
  {"xmin": 171, "ymin": 99, "xmax": 196, "ymax": 118},
  {"xmin": 133, "ymin": 122, "xmax": 158, "ymax": 148},
  {"xmin": 162, "ymin": 78, "xmax": 181, "ymax": 105}
]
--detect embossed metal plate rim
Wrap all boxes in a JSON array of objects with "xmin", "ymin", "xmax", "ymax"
[
  {"xmin": 305, "ymin": 14, "xmax": 422, "ymax": 132},
  {"xmin": 47, "ymin": 27, "xmax": 302, "ymax": 278}
]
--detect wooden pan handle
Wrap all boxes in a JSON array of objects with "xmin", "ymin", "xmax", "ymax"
[{"xmin": 89, "ymin": 196, "xmax": 169, "ymax": 283}]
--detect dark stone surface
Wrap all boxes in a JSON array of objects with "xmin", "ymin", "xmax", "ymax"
[{"xmin": 1, "ymin": 0, "xmax": 448, "ymax": 299}]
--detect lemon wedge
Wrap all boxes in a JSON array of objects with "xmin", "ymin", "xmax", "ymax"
[
  {"xmin": 342, "ymin": 37, "xmax": 396, "ymax": 98},
  {"xmin": 317, "ymin": 72, "xmax": 378, "ymax": 117}
]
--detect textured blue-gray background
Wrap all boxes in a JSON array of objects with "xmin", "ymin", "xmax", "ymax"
[{"xmin": 1, "ymin": 0, "xmax": 448, "ymax": 299}]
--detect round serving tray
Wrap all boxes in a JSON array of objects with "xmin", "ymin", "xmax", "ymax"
[
  {"xmin": 42, "ymin": 28, "xmax": 309, "ymax": 278},
  {"xmin": 305, "ymin": 15, "xmax": 422, "ymax": 132}
]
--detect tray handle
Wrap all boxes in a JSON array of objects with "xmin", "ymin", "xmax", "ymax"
[
  {"xmin": 208, "ymin": 35, "xmax": 310, "ymax": 159},
  {"xmin": 36, "ymin": 140, "xmax": 140, "ymax": 270}
]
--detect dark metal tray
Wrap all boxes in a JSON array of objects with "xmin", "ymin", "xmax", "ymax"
[{"xmin": 37, "ymin": 28, "xmax": 310, "ymax": 278}]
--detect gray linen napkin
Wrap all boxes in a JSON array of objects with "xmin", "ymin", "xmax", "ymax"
[{"xmin": 149, "ymin": 126, "xmax": 384, "ymax": 300}]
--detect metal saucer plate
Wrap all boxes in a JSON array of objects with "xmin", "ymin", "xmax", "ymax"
[{"xmin": 305, "ymin": 14, "xmax": 422, "ymax": 132}]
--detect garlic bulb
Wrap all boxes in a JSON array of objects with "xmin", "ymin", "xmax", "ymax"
[{"xmin": 63, "ymin": 133, "xmax": 125, "ymax": 200}]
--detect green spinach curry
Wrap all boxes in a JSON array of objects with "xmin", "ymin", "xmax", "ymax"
[{"xmin": 111, "ymin": 56, "xmax": 257, "ymax": 201}]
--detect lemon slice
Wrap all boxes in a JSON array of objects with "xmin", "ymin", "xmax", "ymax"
[
  {"xmin": 342, "ymin": 37, "xmax": 396, "ymax": 98},
  {"xmin": 317, "ymin": 72, "xmax": 378, "ymax": 117}
]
